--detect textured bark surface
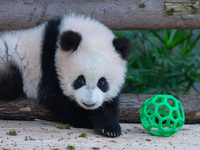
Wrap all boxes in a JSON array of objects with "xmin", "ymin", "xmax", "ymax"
[
  {"xmin": 0, "ymin": 94, "xmax": 200, "ymax": 124},
  {"xmin": 119, "ymin": 94, "xmax": 200, "ymax": 124},
  {"xmin": 0, "ymin": 0, "xmax": 200, "ymax": 30}
]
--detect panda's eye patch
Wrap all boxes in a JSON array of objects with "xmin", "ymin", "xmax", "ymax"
[
  {"xmin": 97, "ymin": 77, "xmax": 109, "ymax": 92},
  {"xmin": 73, "ymin": 75, "xmax": 86, "ymax": 89}
]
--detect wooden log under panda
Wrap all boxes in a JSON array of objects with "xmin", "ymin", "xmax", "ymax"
[
  {"xmin": 0, "ymin": 0, "xmax": 200, "ymax": 30},
  {"xmin": 0, "ymin": 94, "xmax": 199, "ymax": 124}
]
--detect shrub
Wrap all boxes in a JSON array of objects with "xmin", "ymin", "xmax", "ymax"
[{"xmin": 114, "ymin": 30, "xmax": 200, "ymax": 94}]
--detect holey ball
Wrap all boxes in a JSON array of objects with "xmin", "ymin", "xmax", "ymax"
[{"xmin": 140, "ymin": 95, "xmax": 185, "ymax": 137}]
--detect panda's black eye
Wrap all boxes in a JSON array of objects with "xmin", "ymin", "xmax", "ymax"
[
  {"xmin": 97, "ymin": 77, "xmax": 109, "ymax": 92},
  {"xmin": 98, "ymin": 80, "xmax": 105, "ymax": 87},
  {"xmin": 73, "ymin": 75, "xmax": 86, "ymax": 89},
  {"xmin": 78, "ymin": 77, "xmax": 85, "ymax": 85}
]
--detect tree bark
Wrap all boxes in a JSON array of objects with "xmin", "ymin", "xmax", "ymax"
[
  {"xmin": 0, "ymin": 94, "xmax": 199, "ymax": 124},
  {"xmin": 0, "ymin": 0, "xmax": 200, "ymax": 30}
]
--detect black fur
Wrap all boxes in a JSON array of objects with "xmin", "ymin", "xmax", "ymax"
[
  {"xmin": 97, "ymin": 77, "xmax": 109, "ymax": 92},
  {"xmin": 113, "ymin": 37, "xmax": 132, "ymax": 60},
  {"xmin": 39, "ymin": 18, "xmax": 63, "ymax": 105},
  {"xmin": 73, "ymin": 75, "xmax": 86, "ymax": 90},
  {"xmin": 92, "ymin": 95, "xmax": 121, "ymax": 137},
  {"xmin": 0, "ymin": 63, "xmax": 24, "ymax": 100},
  {"xmin": 60, "ymin": 31, "xmax": 82, "ymax": 52},
  {"xmin": 39, "ymin": 18, "xmax": 62, "ymax": 102},
  {"xmin": 39, "ymin": 18, "xmax": 121, "ymax": 137}
]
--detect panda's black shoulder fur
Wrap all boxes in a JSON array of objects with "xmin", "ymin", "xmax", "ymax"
[{"xmin": 39, "ymin": 18, "xmax": 62, "ymax": 102}]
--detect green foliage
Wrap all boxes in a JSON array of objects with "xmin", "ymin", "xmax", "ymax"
[
  {"xmin": 56, "ymin": 124, "xmax": 70, "ymax": 129},
  {"xmin": 78, "ymin": 133, "xmax": 87, "ymax": 138},
  {"xmin": 114, "ymin": 30, "xmax": 200, "ymax": 94},
  {"xmin": 7, "ymin": 129, "xmax": 17, "ymax": 136},
  {"xmin": 67, "ymin": 145, "xmax": 75, "ymax": 150},
  {"xmin": 28, "ymin": 138, "xmax": 36, "ymax": 141}
]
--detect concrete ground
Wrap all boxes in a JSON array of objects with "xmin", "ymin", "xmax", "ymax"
[{"xmin": 0, "ymin": 120, "xmax": 199, "ymax": 150}]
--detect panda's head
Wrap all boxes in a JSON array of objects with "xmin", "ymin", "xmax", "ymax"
[{"xmin": 55, "ymin": 15, "xmax": 131, "ymax": 110}]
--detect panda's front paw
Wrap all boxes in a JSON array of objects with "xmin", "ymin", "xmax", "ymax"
[{"xmin": 95, "ymin": 124, "xmax": 121, "ymax": 137}]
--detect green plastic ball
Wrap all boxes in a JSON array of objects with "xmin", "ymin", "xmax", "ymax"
[{"xmin": 140, "ymin": 95, "xmax": 185, "ymax": 137}]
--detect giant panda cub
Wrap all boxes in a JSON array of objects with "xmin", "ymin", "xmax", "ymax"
[{"xmin": 0, "ymin": 15, "xmax": 131, "ymax": 137}]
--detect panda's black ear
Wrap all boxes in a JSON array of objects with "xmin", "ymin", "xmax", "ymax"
[
  {"xmin": 59, "ymin": 31, "xmax": 82, "ymax": 52},
  {"xmin": 113, "ymin": 37, "xmax": 132, "ymax": 60}
]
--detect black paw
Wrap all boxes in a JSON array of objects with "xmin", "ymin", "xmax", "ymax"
[{"xmin": 95, "ymin": 124, "xmax": 121, "ymax": 137}]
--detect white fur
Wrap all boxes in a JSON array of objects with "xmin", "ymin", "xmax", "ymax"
[
  {"xmin": 74, "ymin": 86, "xmax": 104, "ymax": 110},
  {"xmin": 0, "ymin": 24, "xmax": 45, "ymax": 99},
  {"xmin": 55, "ymin": 15, "xmax": 127, "ymax": 109}
]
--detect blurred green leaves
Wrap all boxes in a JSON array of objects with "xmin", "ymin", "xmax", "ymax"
[{"xmin": 114, "ymin": 30, "xmax": 200, "ymax": 95}]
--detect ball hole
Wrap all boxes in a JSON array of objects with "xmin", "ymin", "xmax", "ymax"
[
  {"xmin": 151, "ymin": 127, "xmax": 158, "ymax": 131},
  {"xmin": 155, "ymin": 117, "xmax": 159, "ymax": 124},
  {"xmin": 165, "ymin": 107, "xmax": 169, "ymax": 114},
  {"xmin": 178, "ymin": 103, "xmax": 183, "ymax": 117},
  {"xmin": 172, "ymin": 110, "xmax": 178, "ymax": 119},
  {"xmin": 159, "ymin": 114, "xmax": 165, "ymax": 117},
  {"xmin": 155, "ymin": 97, "xmax": 164, "ymax": 104},
  {"xmin": 176, "ymin": 121, "xmax": 183, "ymax": 129},
  {"xmin": 162, "ymin": 120, "xmax": 167, "ymax": 125},
  {"xmin": 167, "ymin": 99, "xmax": 175, "ymax": 107},
  {"xmin": 151, "ymin": 105, "xmax": 155, "ymax": 111},
  {"xmin": 170, "ymin": 120, "xmax": 174, "ymax": 126},
  {"xmin": 158, "ymin": 106, "xmax": 163, "ymax": 111},
  {"xmin": 158, "ymin": 105, "xmax": 169, "ymax": 117}
]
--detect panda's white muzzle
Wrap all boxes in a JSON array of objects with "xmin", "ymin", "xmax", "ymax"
[{"xmin": 74, "ymin": 86, "xmax": 104, "ymax": 110}]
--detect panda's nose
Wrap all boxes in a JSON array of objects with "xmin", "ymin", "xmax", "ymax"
[{"xmin": 82, "ymin": 102, "xmax": 96, "ymax": 107}]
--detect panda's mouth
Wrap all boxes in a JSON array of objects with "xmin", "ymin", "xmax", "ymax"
[
  {"xmin": 81, "ymin": 102, "xmax": 97, "ymax": 110},
  {"xmin": 78, "ymin": 100, "xmax": 101, "ymax": 110},
  {"xmin": 82, "ymin": 102, "xmax": 96, "ymax": 107}
]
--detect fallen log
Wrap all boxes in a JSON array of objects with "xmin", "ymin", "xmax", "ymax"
[
  {"xmin": 0, "ymin": 0, "xmax": 200, "ymax": 30},
  {"xmin": 0, "ymin": 94, "xmax": 199, "ymax": 124}
]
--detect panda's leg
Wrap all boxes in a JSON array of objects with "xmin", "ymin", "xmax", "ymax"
[
  {"xmin": 92, "ymin": 96, "xmax": 121, "ymax": 137},
  {"xmin": 40, "ymin": 94, "xmax": 93, "ymax": 128},
  {"xmin": 0, "ymin": 64, "xmax": 24, "ymax": 100}
]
